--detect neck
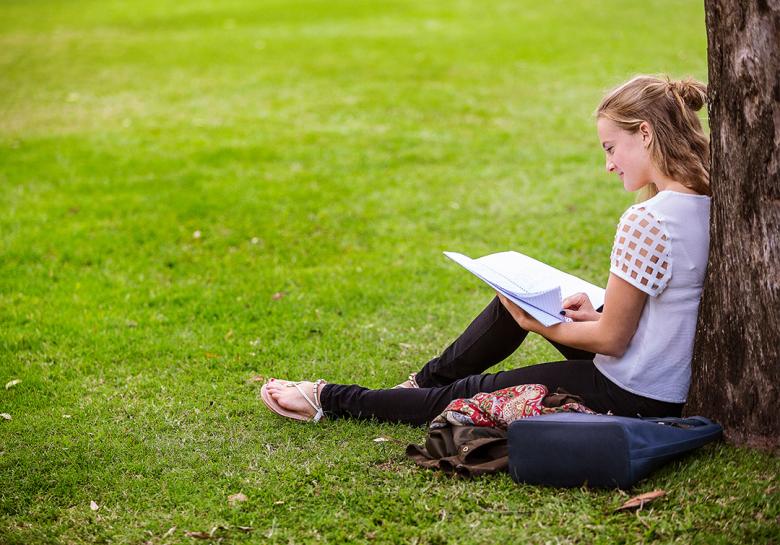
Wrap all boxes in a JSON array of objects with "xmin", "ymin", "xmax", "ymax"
[{"xmin": 651, "ymin": 172, "xmax": 698, "ymax": 195}]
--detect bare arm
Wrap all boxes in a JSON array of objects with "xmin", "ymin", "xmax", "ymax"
[{"xmin": 497, "ymin": 272, "xmax": 648, "ymax": 357}]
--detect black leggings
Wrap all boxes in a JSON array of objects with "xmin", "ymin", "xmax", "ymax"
[{"xmin": 319, "ymin": 296, "xmax": 683, "ymax": 426}]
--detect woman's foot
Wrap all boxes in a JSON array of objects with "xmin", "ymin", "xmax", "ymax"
[{"xmin": 263, "ymin": 378, "xmax": 326, "ymax": 421}]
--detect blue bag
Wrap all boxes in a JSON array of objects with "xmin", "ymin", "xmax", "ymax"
[{"xmin": 507, "ymin": 413, "xmax": 722, "ymax": 488}]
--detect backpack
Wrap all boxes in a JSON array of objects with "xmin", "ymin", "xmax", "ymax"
[{"xmin": 507, "ymin": 413, "xmax": 722, "ymax": 488}]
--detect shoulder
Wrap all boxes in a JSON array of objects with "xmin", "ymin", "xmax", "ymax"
[
  {"xmin": 616, "ymin": 202, "xmax": 669, "ymax": 242},
  {"xmin": 618, "ymin": 191, "xmax": 666, "ymax": 218},
  {"xmin": 611, "ymin": 203, "xmax": 672, "ymax": 296},
  {"xmin": 624, "ymin": 191, "xmax": 710, "ymax": 222}
]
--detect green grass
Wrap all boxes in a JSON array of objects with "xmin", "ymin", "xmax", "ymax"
[{"xmin": 1, "ymin": 0, "xmax": 778, "ymax": 543}]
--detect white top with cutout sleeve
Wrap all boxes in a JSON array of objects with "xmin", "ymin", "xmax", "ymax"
[{"xmin": 594, "ymin": 191, "xmax": 711, "ymax": 404}]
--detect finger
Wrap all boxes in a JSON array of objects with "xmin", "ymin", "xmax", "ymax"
[
  {"xmin": 562, "ymin": 293, "xmax": 586, "ymax": 309},
  {"xmin": 561, "ymin": 309, "xmax": 587, "ymax": 321}
]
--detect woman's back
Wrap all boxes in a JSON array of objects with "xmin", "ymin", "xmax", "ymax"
[{"xmin": 594, "ymin": 190, "xmax": 711, "ymax": 404}]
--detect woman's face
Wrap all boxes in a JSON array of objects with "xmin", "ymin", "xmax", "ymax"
[{"xmin": 597, "ymin": 117, "xmax": 654, "ymax": 192}]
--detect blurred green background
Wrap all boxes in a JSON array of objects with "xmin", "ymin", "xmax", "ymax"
[{"xmin": 2, "ymin": 1, "xmax": 777, "ymax": 543}]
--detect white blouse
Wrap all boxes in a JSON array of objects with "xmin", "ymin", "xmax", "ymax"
[{"xmin": 594, "ymin": 190, "xmax": 711, "ymax": 404}]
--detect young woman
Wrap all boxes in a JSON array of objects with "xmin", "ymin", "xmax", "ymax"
[{"xmin": 262, "ymin": 75, "xmax": 712, "ymax": 426}]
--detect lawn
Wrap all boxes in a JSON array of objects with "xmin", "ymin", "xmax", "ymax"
[{"xmin": 1, "ymin": 0, "xmax": 778, "ymax": 543}]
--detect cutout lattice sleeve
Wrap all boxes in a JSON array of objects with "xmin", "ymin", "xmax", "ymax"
[{"xmin": 609, "ymin": 207, "xmax": 672, "ymax": 296}]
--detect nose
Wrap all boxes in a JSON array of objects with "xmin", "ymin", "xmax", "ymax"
[{"xmin": 606, "ymin": 159, "xmax": 616, "ymax": 173}]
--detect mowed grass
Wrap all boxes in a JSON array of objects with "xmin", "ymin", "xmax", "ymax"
[{"xmin": 1, "ymin": 0, "xmax": 778, "ymax": 543}]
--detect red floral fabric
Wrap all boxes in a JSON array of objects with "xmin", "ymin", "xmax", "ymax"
[{"xmin": 430, "ymin": 384, "xmax": 595, "ymax": 430}]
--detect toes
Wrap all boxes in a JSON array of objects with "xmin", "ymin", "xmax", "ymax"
[{"xmin": 265, "ymin": 378, "xmax": 292, "ymax": 392}]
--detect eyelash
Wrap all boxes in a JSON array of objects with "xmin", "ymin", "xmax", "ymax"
[{"xmin": 606, "ymin": 147, "xmax": 614, "ymax": 155}]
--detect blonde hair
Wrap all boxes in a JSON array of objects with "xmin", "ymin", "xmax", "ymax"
[{"xmin": 596, "ymin": 75, "xmax": 710, "ymax": 200}]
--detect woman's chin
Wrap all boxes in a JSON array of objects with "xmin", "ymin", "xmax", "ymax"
[{"xmin": 622, "ymin": 177, "xmax": 644, "ymax": 192}]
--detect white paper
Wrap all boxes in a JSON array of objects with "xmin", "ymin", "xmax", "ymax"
[{"xmin": 444, "ymin": 251, "xmax": 606, "ymax": 326}]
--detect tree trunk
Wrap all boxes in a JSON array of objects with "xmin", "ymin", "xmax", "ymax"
[{"xmin": 686, "ymin": 0, "xmax": 780, "ymax": 450}]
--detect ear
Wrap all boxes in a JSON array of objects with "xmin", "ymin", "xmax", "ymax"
[{"xmin": 638, "ymin": 121, "xmax": 653, "ymax": 147}]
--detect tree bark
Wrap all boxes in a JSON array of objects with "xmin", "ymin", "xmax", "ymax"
[{"xmin": 686, "ymin": 0, "xmax": 780, "ymax": 450}]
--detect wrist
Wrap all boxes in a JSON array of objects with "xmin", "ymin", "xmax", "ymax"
[{"xmin": 527, "ymin": 320, "xmax": 546, "ymax": 335}]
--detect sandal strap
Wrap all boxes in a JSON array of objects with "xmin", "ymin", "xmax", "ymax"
[
  {"xmin": 293, "ymin": 381, "xmax": 324, "ymax": 423},
  {"xmin": 313, "ymin": 379, "xmax": 326, "ymax": 408}
]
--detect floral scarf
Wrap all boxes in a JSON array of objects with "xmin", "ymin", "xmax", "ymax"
[{"xmin": 430, "ymin": 384, "xmax": 595, "ymax": 430}]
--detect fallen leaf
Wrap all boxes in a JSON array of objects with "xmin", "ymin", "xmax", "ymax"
[
  {"xmin": 185, "ymin": 531, "xmax": 210, "ymax": 539},
  {"xmin": 247, "ymin": 375, "xmax": 265, "ymax": 383},
  {"xmin": 371, "ymin": 436, "xmax": 404, "ymax": 445},
  {"xmin": 192, "ymin": 230, "xmax": 202, "ymax": 239},
  {"xmin": 274, "ymin": 500, "xmax": 285, "ymax": 505},
  {"xmin": 228, "ymin": 492, "xmax": 248, "ymax": 505},
  {"xmin": 126, "ymin": 320, "xmax": 138, "ymax": 328},
  {"xmin": 90, "ymin": 501, "xmax": 99, "ymax": 511},
  {"xmin": 0, "ymin": 413, "xmax": 11, "ymax": 421},
  {"xmin": 250, "ymin": 237, "xmax": 260, "ymax": 244},
  {"xmin": 237, "ymin": 526, "xmax": 253, "ymax": 532},
  {"xmin": 62, "ymin": 414, "xmax": 72, "ymax": 419},
  {"xmin": 5, "ymin": 379, "xmax": 21, "ymax": 390},
  {"xmin": 204, "ymin": 352, "xmax": 220, "ymax": 359},
  {"xmin": 224, "ymin": 330, "xmax": 234, "ymax": 341},
  {"xmin": 615, "ymin": 489, "xmax": 666, "ymax": 511},
  {"xmin": 209, "ymin": 526, "xmax": 227, "ymax": 537},
  {"xmin": 163, "ymin": 526, "xmax": 177, "ymax": 538},
  {"xmin": 272, "ymin": 292, "xmax": 285, "ymax": 300}
]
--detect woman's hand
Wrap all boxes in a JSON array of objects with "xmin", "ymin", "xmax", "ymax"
[
  {"xmin": 496, "ymin": 292, "xmax": 545, "ymax": 333},
  {"xmin": 561, "ymin": 292, "xmax": 601, "ymax": 322}
]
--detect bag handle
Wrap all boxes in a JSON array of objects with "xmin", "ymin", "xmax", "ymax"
[{"xmin": 641, "ymin": 415, "xmax": 717, "ymax": 428}]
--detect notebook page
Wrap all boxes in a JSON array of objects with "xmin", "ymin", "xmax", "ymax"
[
  {"xmin": 443, "ymin": 252, "xmax": 565, "ymax": 325},
  {"xmin": 476, "ymin": 251, "xmax": 606, "ymax": 308}
]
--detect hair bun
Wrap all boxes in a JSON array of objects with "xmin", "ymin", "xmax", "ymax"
[{"xmin": 671, "ymin": 78, "xmax": 707, "ymax": 111}]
